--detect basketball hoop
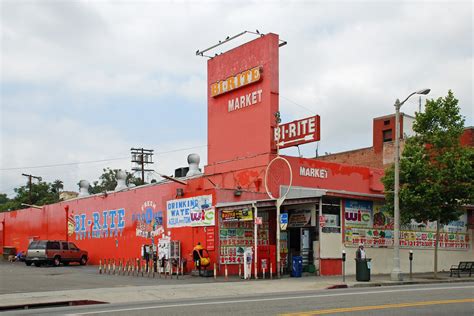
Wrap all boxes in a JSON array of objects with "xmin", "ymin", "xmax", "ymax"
[
  {"xmin": 264, "ymin": 155, "xmax": 292, "ymax": 279},
  {"xmin": 264, "ymin": 156, "xmax": 293, "ymax": 201}
]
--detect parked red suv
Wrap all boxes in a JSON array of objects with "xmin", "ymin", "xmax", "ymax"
[{"xmin": 25, "ymin": 240, "xmax": 88, "ymax": 267}]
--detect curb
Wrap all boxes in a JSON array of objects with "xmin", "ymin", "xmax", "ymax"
[
  {"xmin": 326, "ymin": 284, "xmax": 349, "ymax": 289},
  {"xmin": 350, "ymin": 278, "xmax": 474, "ymax": 288}
]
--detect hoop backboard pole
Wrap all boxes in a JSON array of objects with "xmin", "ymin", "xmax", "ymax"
[
  {"xmin": 264, "ymin": 156, "xmax": 293, "ymax": 279},
  {"xmin": 253, "ymin": 202, "xmax": 258, "ymax": 279},
  {"xmin": 276, "ymin": 197, "xmax": 283, "ymax": 278}
]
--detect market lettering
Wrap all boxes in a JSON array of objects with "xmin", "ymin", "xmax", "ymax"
[
  {"xmin": 228, "ymin": 89, "xmax": 263, "ymax": 112},
  {"xmin": 211, "ymin": 66, "xmax": 262, "ymax": 97},
  {"xmin": 299, "ymin": 167, "xmax": 328, "ymax": 179}
]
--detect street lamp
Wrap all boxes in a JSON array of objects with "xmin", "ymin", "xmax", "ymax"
[{"xmin": 391, "ymin": 88, "xmax": 430, "ymax": 281}]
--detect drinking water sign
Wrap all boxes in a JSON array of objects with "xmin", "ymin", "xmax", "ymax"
[{"xmin": 167, "ymin": 195, "xmax": 215, "ymax": 228}]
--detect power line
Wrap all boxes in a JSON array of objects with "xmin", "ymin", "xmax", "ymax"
[
  {"xmin": 0, "ymin": 145, "xmax": 208, "ymax": 171},
  {"xmin": 280, "ymin": 95, "xmax": 317, "ymax": 115},
  {"xmin": 0, "ymin": 157, "xmax": 129, "ymax": 171}
]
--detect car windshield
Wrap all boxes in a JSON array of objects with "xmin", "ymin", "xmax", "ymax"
[{"xmin": 28, "ymin": 241, "xmax": 47, "ymax": 249}]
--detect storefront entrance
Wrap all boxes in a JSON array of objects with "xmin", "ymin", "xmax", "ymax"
[{"xmin": 281, "ymin": 205, "xmax": 319, "ymax": 275}]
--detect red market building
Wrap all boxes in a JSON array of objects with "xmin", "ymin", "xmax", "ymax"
[{"xmin": 1, "ymin": 33, "xmax": 472, "ymax": 277}]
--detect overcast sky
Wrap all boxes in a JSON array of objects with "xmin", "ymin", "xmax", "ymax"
[{"xmin": 1, "ymin": 0, "xmax": 472, "ymax": 196}]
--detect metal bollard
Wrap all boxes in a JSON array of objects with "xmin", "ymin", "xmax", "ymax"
[
  {"xmin": 263, "ymin": 267, "xmax": 266, "ymax": 279},
  {"xmin": 225, "ymin": 263, "xmax": 228, "ymax": 281},
  {"xmin": 238, "ymin": 263, "xmax": 241, "ymax": 279},
  {"xmin": 108, "ymin": 259, "xmax": 111, "ymax": 275},
  {"xmin": 214, "ymin": 263, "xmax": 217, "ymax": 280},
  {"xmin": 99, "ymin": 259, "xmax": 102, "ymax": 274},
  {"xmin": 136, "ymin": 258, "xmax": 140, "ymax": 277},
  {"xmin": 113, "ymin": 259, "xmax": 116, "ymax": 275},
  {"xmin": 270, "ymin": 262, "xmax": 273, "ymax": 280}
]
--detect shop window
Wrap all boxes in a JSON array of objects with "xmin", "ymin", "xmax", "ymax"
[
  {"xmin": 384, "ymin": 120, "xmax": 390, "ymax": 126},
  {"xmin": 321, "ymin": 197, "xmax": 341, "ymax": 233},
  {"xmin": 383, "ymin": 129, "xmax": 393, "ymax": 142},
  {"xmin": 219, "ymin": 208, "xmax": 270, "ymax": 265}
]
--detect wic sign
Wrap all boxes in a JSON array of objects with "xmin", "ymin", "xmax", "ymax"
[{"xmin": 274, "ymin": 115, "xmax": 320, "ymax": 149}]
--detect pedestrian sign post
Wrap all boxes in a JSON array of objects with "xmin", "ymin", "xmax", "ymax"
[{"xmin": 280, "ymin": 213, "xmax": 288, "ymax": 231}]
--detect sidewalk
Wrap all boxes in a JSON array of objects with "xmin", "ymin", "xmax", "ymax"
[{"xmin": 1, "ymin": 271, "xmax": 472, "ymax": 308}]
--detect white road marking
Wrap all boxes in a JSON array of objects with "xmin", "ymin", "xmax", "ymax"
[{"xmin": 67, "ymin": 284, "xmax": 474, "ymax": 315}]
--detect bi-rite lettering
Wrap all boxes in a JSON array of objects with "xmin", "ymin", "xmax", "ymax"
[{"xmin": 210, "ymin": 66, "xmax": 262, "ymax": 97}]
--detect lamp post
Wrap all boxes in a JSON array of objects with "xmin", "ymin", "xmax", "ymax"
[{"xmin": 391, "ymin": 88, "xmax": 430, "ymax": 281}]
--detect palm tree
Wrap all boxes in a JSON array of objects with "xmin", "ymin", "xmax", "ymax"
[{"xmin": 51, "ymin": 179, "xmax": 64, "ymax": 194}]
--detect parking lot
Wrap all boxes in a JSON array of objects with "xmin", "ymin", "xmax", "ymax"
[{"xmin": 0, "ymin": 260, "xmax": 215, "ymax": 295}]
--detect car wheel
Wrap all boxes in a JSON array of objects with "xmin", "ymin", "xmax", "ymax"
[
  {"xmin": 53, "ymin": 256, "xmax": 61, "ymax": 267},
  {"xmin": 34, "ymin": 262, "xmax": 41, "ymax": 267},
  {"xmin": 25, "ymin": 261, "xmax": 32, "ymax": 266},
  {"xmin": 80, "ymin": 256, "xmax": 88, "ymax": 266}
]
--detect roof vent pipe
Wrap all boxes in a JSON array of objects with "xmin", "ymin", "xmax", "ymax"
[
  {"xmin": 186, "ymin": 153, "xmax": 202, "ymax": 177},
  {"xmin": 78, "ymin": 180, "xmax": 90, "ymax": 197},
  {"xmin": 115, "ymin": 170, "xmax": 127, "ymax": 191}
]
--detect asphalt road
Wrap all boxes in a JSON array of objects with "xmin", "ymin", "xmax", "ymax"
[
  {"xmin": 5, "ymin": 283, "xmax": 474, "ymax": 315},
  {"xmin": 0, "ymin": 261, "xmax": 216, "ymax": 294}
]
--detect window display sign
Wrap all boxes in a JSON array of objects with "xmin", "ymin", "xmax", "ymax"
[
  {"xmin": 323, "ymin": 214, "xmax": 339, "ymax": 228},
  {"xmin": 344, "ymin": 200, "xmax": 373, "ymax": 228},
  {"xmin": 344, "ymin": 201, "xmax": 470, "ymax": 250},
  {"xmin": 373, "ymin": 202, "xmax": 394, "ymax": 229},
  {"xmin": 167, "ymin": 195, "xmax": 215, "ymax": 228},
  {"xmin": 221, "ymin": 208, "xmax": 253, "ymax": 222},
  {"xmin": 345, "ymin": 227, "xmax": 470, "ymax": 250},
  {"xmin": 288, "ymin": 210, "xmax": 311, "ymax": 227},
  {"xmin": 219, "ymin": 211, "xmax": 269, "ymax": 264}
]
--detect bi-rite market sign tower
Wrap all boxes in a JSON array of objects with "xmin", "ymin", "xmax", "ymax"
[{"xmin": 206, "ymin": 33, "xmax": 280, "ymax": 171}]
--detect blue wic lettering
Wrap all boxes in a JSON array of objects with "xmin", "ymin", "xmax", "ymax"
[
  {"xmin": 102, "ymin": 210, "xmax": 108, "ymax": 229},
  {"xmin": 109, "ymin": 210, "xmax": 117, "ymax": 229},
  {"xmin": 92, "ymin": 212, "xmax": 101, "ymax": 231},
  {"xmin": 117, "ymin": 209, "xmax": 125, "ymax": 229}
]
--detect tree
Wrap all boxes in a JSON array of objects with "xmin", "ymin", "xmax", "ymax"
[
  {"xmin": 51, "ymin": 179, "xmax": 64, "ymax": 194},
  {"xmin": 0, "ymin": 181, "xmax": 62, "ymax": 212},
  {"xmin": 88, "ymin": 168, "xmax": 142, "ymax": 194},
  {"xmin": 382, "ymin": 90, "xmax": 474, "ymax": 277}
]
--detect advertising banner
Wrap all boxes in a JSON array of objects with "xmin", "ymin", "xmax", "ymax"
[
  {"xmin": 167, "ymin": 195, "xmax": 215, "ymax": 228},
  {"xmin": 345, "ymin": 227, "xmax": 470, "ymax": 250},
  {"xmin": 344, "ymin": 200, "xmax": 373, "ymax": 228},
  {"xmin": 344, "ymin": 202, "xmax": 470, "ymax": 250},
  {"xmin": 373, "ymin": 202, "xmax": 394, "ymax": 229},
  {"xmin": 288, "ymin": 210, "xmax": 311, "ymax": 227},
  {"xmin": 221, "ymin": 209, "xmax": 253, "ymax": 222},
  {"xmin": 324, "ymin": 214, "xmax": 339, "ymax": 228}
]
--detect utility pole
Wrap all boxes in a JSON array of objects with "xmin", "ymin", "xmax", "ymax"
[
  {"xmin": 21, "ymin": 173, "xmax": 42, "ymax": 205},
  {"xmin": 131, "ymin": 148, "xmax": 154, "ymax": 185}
]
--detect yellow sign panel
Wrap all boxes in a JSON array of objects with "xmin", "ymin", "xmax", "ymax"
[{"xmin": 210, "ymin": 66, "xmax": 262, "ymax": 97}]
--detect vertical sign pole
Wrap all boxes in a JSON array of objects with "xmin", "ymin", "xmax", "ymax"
[
  {"xmin": 254, "ymin": 203, "xmax": 258, "ymax": 279},
  {"xmin": 276, "ymin": 198, "xmax": 282, "ymax": 278}
]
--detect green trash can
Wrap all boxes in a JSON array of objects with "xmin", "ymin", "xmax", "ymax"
[{"xmin": 355, "ymin": 258, "xmax": 371, "ymax": 281}]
